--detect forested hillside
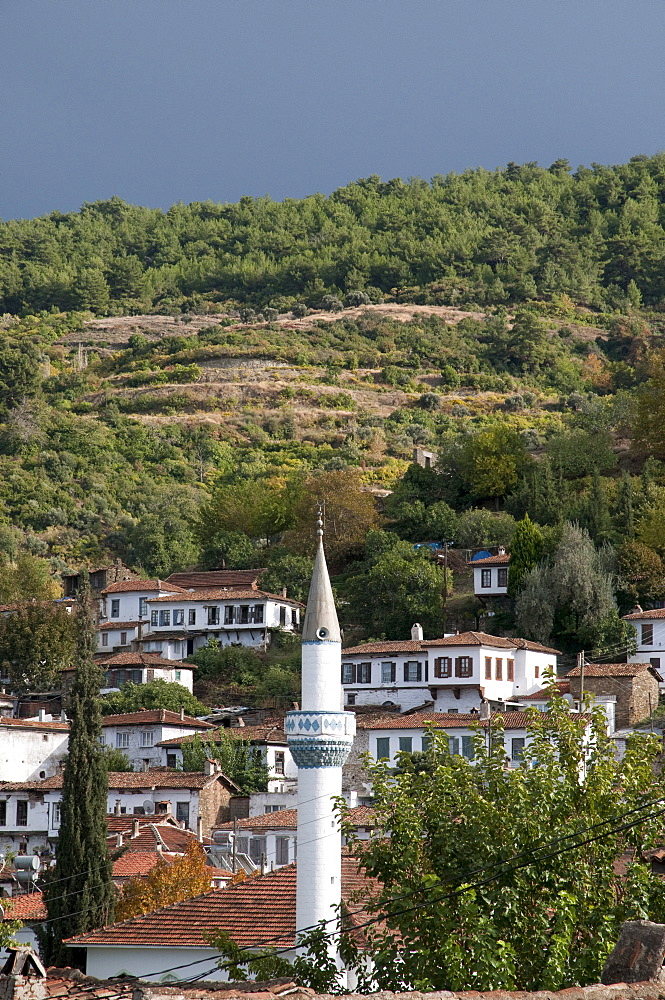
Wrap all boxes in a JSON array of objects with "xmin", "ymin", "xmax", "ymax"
[{"xmin": 2, "ymin": 156, "xmax": 665, "ymax": 686}]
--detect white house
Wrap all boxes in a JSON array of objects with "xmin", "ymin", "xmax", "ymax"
[
  {"xmin": 341, "ymin": 628, "xmax": 559, "ymax": 713},
  {"xmin": 0, "ymin": 716, "xmax": 69, "ymax": 782},
  {"xmin": 623, "ymin": 607, "xmax": 665, "ymax": 676},
  {"xmin": 100, "ymin": 709, "xmax": 215, "ymax": 770},
  {"xmin": 362, "ymin": 711, "xmax": 543, "ymax": 768},
  {"xmin": 95, "ymin": 651, "xmax": 196, "ymax": 694},
  {"xmin": 143, "ymin": 588, "xmax": 302, "ymax": 656},
  {"xmin": 472, "ymin": 549, "xmax": 510, "ymax": 598},
  {"xmin": 157, "ymin": 722, "xmax": 297, "ymax": 794},
  {"xmin": 97, "ymin": 579, "xmax": 187, "ymax": 654}
]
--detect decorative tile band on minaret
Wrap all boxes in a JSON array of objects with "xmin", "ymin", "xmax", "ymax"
[{"xmin": 285, "ymin": 510, "xmax": 355, "ymax": 942}]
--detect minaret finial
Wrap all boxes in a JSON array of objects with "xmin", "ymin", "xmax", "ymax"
[{"xmin": 316, "ymin": 502, "xmax": 324, "ymax": 540}]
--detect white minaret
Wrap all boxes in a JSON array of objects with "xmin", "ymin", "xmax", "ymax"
[{"xmin": 285, "ymin": 512, "xmax": 355, "ymax": 942}]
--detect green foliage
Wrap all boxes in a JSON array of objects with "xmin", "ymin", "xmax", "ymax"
[
  {"xmin": 454, "ymin": 508, "xmax": 516, "ymax": 549},
  {"xmin": 0, "ymin": 602, "xmax": 76, "ymax": 692},
  {"xmin": 99, "ymin": 679, "xmax": 207, "ymax": 716},
  {"xmin": 39, "ymin": 584, "xmax": 115, "ymax": 968},
  {"xmin": 507, "ymin": 514, "xmax": 544, "ymax": 597},
  {"xmin": 180, "ymin": 729, "xmax": 270, "ymax": 792}
]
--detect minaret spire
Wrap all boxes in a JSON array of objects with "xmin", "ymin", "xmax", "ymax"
[{"xmin": 301, "ymin": 507, "xmax": 341, "ymax": 644}]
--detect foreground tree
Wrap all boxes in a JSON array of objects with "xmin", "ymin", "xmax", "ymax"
[
  {"xmin": 116, "ymin": 841, "xmax": 212, "ymax": 921},
  {"xmin": 0, "ymin": 601, "xmax": 76, "ymax": 691},
  {"xmin": 40, "ymin": 583, "xmax": 115, "ymax": 968}
]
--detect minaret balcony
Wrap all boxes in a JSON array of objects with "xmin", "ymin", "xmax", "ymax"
[{"xmin": 285, "ymin": 710, "xmax": 355, "ymax": 769}]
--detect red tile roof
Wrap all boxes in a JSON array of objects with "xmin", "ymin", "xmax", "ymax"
[
  {"xmin": 342, "ymin": 633, "xmax": 560, "ymax": 656},
  {"xmin": 67, "ymin": 857, "xmax": 370, "ymax": 949},
  {"xmin": 101, "ymin": 709, "xmax": 213, "ymax": 728},
  {"xmin": 0, "ymin": 716, "xmax": 69, "ymax": 731},
  {"xmin": 623, "ymin": 608, "xmax": 665, "ymax": 620},
  {"xmin": 148, "ymin": 589, "xmax": 302, "ymax": 607},
  {"xmin": 105, "ymin": 814, "xmax": 179, "ymax": 834},
  {"xmin": 216, "ymin": 805, "xmax": 375, "ymax": 832},
  {"xmin": 342, "ymin": 640, "xmax": 427, "ymax": 655},
  {"xmin": 0, "ymin": 768, "xmax": 240, "ymax": 792},
  {"xmin": 101, "ymin": 580, "xmax": 187, "ymax": 595},
  {"xmin": 98, "ymin": 621, "xmax": 145, "ymax": 631},
  {"xmin": 109, "ymin": 823, "xmax": 212, "ymax": 852},
  {"xmin": 359, "ymin": 711, "xmax": 538, "ymax": 730},
  {"xmin": 96, "ymin": 651, "xmax": 191, "ymax": 669},
  {"xmin": 166, "ymin": 570, "xmax": 266, "ymax": 590},
  {"xmin": 158, "ymin": 723, "xmax": 287, "ymax": 748},
  {"xmin": 567, "ymin": 662, "xmax": 658, "ymax": 677},
  {"xmin": 4, "ymin": 890, "xmax": 46, "ymax": 921},
  {"xmin": 112, "ymin": 851, "xmax": 176, "ymax": 879},
  {"xmin": 519, "ymin": 681, "xmax": 571, "ymax": 699},
  {"xmin": 471, "ymin": 553, "xmax": 511, "ymax": 566}
]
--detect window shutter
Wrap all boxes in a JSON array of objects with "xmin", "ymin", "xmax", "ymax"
[
  {"xmin": 454, "ymin": 657, "xmax": 462, "ymax": 678},
  {"xmin": 404, "ymin": 662, "xmax": 409, "ymax": 682},
  {"xmin": 424, "ymin": 661, "xmax": 428, "ymax": 681},
  {"xmin": 434, "ymin": 657, "xmax": 441, "ymax": 678},
  {"xmin": 391, "ymin": 662, "xmax": 396, "ymax": 682}
]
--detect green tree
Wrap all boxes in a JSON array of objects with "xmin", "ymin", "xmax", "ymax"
[
  {"xmin": 581, "ymin": 471, "xmax": 612, "ymax": 543},
  {"xmin": 614, "ymin": 472, "xmax": 636, "ymax": 539},
  {"xmin": 99, "ymin": 678, "xmax": 207, "ymax": 716},
  {"xmin": 346, "ymin": 685, "xmax": 665, "ymax": 992},
  {"xmin": 0, "ymin": 338, "xmax": 42, "ymax": 414},
  {"xmin": 0, "ymin": 601, "xmax": 77, "ymax": 692},
  {"xmin": 454, "ymin": 509, "xmax": 516, "ymax": 549},
  {"xmin": 197, "ymin": 477, "xmax": 293, "ymax": 548},
  {"xmin": 507, "ymin": 514, "xmax": 544, "ymax": 597},
  {"xmin": 616, "ymin": 540, "xmax": 665, "ymax": 611},
  {"xmin": 39, "ymin": 583, "xmax": 115, "ymax": 968},
  {"xmin": 74, "ymin": 268, "xmax": 110, "ymax": 313},
  {"xmin": 457, "ymin": 425, "xmax": 530, "ymax": 501},
  {"xmin": 261, "ymin": 551, "xmax": 313, "ymax": 603},
  {"xmin": 0, "ymin": 552, "xmax": 61, "ymax": 602},
  {"xmin": 181, "ymin": 730, "xmax": 269, "ymax": 792}
]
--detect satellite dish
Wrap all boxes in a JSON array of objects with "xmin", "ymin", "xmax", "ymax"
[{"xmin": 143, "ymin": 800, "xmax": 155, "ymax": 815}]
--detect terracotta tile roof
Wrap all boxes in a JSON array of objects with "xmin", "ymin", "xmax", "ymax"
[
  {"xmin": 623, "ymin": 608, "xmax": 665, "ymax": 620},
  {"xmin": 148, "ymin": 589, "xmax": 302, "ymax": 607},
  {"xmin": 470, "ymin": 553, "xmax": 511, "ymax": 565},
  {"xmin": 342, "ymin": 633, "xmax": 560, "ymax": 656},
  {"xmin": 216, "ymin": 805, "xmax": 375, "ymax": 832},
  {"xmin": 0, "ymin": 716, "xmax": 69, "ymax": 731},
  {"xmin": 40, "ymin": 974, "xmax": 310, "ymax": 998},
  {"xmin": 0, "ymin": 768, "xmax": 240, "ymax": 792},
  {"xmin": 101, "ymin": 709, "xmax": 213, "ymax": 728},
  {"xmin": 342, "ymin": 640, "xmax": 427, "ymax": 655},
  {"xmin": 158, "ymin": 723, "xmax": 287, "ymax": 748},
  {"xmin": 567, "ymin": 662, "xmax": 658, "ymax": 677},
  {"xmin": 4, "ymin": 890, "xmax": 46, "ymax": 920},
  {"xmin": 97, "ymin": 621, "xmax": 144, "ymax": 631},
  {"xmin": 105, "ymin": 814, "xmax": 179, "ymax": 834},
  {"xmin": 519, "ymin": 681, "xmax": 571, "ymax": 699},
  {"xmin": 166, "ymin": 569, "xmax": 266, "ymax": 590},
  {"xmin": 109, "ymin": 823, "xmax": 213, "ymax": 852},
  {"xmin": 101, "ymin": 580, "xmax": 188, "ymax": 595},
  {"xmin": 112, "ymin": 851, "xmax": 176, "ymax": 878},
  {"xmin": 96, "ymin": 651, "xmax": 191, "ymax": 669},
  {"xmin": 67, "ymin": 856, "xmax": 370, "ymax": 949},
  {"xmin": 359, "ymin": 711, "xmax": 538, "ymax": 730}
]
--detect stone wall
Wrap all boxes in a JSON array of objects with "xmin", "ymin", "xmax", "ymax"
[
  {"xmin": 342, "ymin": 726, "xmax": 370, "ymax": 797},
  {"xmin": 568, "ymin": 671, "xmax": 659, "ymax": 729}
]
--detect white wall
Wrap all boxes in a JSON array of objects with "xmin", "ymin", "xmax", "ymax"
[
  {"xmin": 84, "ymin": 945, "xmax": 228, "ymax": 982},
  {"xmin": 247, "ymin": 790, "xmax": 298, "ymax": 816},
  {"xmin": 370, "ymin": 724, "xmax": 531, "ymax": 768},
  {"xmin": 0, "ymin": 726, "xmax": 68, "ymax": 782},
  {"xmin": 473, "ymin": 565, "xmax": 508, "ymax": 596},
  {"xmin": 102, "ymin": 721, "xmax": 211, "ymax": 770}
]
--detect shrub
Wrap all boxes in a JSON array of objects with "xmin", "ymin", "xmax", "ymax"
[{"xmin": 319, "ymin": 295, "xmax": 343, "ymax": 313}]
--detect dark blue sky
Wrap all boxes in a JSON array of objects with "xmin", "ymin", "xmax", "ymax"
[{"xmin": 2, "ymin": 0, "xmax": 665, "ymax": 221}]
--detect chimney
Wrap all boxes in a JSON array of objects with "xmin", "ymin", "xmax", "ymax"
[
  {"xmin": 137, "ymin": 621, "xmax": 143, "ymax": 641},
  {"xmin": 411, "ymin": 623, "xmax": 423, "ymax": 641},
  {"xmin": 203, "ymin": 758, "xmax": 219, "ymax": 776},
  {"xmin": 38, "ymin": 709, "xmax": 45, "ymax": 723},
  {"xmin": 180, "ymin": 707, "xmax": 185, "ymax": 721},
  {"xmin": 132, "ymin": 818, "xmax": 140, "ymax": 838},
  {"xmin": 236, "ymin": 716, "xmax": 245, "ymax": 727},
  {"xmin": 197, "ymin": 816, "xmax": 203, "ymax": 842},
  {"xmin": 116, "ymin": 832, "xmax": 123, "ymax": 848},
  {"xmin": 160, "ymin": 709, "xmax": 165, "ymax": 722},
  {"xmin": 347, "ymin": 790, "xmax": 358, "ymax": 808},
  {"xmin": 498, "ymin": 545, "xmax": 506, "ymax": 556},
  {"xmin": 281, "ymin": 587, "xmax": 287, "ymax": 598},
  {"xmin": 114, "ymin": 799, "xmax": 121, "ymax": 816},
  {"xmin": 156, "ymin": 844, "xmax": 163, "ymax": 856},
  {"xmin": 479, "ymin": 699, "xmax": 491, "ymax": 721}
]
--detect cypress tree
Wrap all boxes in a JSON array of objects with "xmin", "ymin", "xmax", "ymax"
[
  {"xmin": 40, "ymin": 582, "xmax": 114, "ymax": 969},
  {"xmin": 614, "ymin": 471, "xmax": 635, "ymax": 540},
  {"xmin": 584, "ymin": 471, "xmax": 612, "ymax": 543},
  {"xmin": 507, "ymin": 513, "xmax": 544, "ymax": 597}
]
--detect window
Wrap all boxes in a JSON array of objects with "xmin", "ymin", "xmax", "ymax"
[
  {"xmin": 253, "ymin": 605, "xmax": 264, "ymax": 624},
  {"xmin": 462, "ymin": 735, "xmax": 474, "ymax": 760},
  {"xmin": 279, "ymin": 606, "xmax": 287, "ymax": 626},
  {"xmin": 207, "ymin": 606, "xmax": 220, "ymax": 626},
  {"xmin": 250, "ymin": 837, "xmax": 267, "ymax": 863},
  {"xmin": 455, "ymin": 656, "xmax": 473, "ymax": 678},
  {"xmin": 507, "ymin": 658, "xmax": 514, "ymax": 681},
  {"xmin": 342, "ymin": 663, "xmax": 355, "ymax": 684},
  {"xmin": 642, "ymin": 624, "xmax": 654, "ymax": 645},
  {"xmin": 236, "ymin": 836, "xmax": 249, "ymax": 855},
  {"xmin": 120, "ymin": 632, "xmax": 127, "ymax": 645},
  {"xmin": 357, "ymin": 662, "xmax": 371, "ymax": 684},
  {"xmin": 188, "ymin": 609, "xmax": 196, "ymax": 625},
  {"xmin": 511, "ymin": 737, "xmax": 526, "ymax": 762},
  {"xmin": 130, "ymin": 669, "xmax": 142, "ymax": 684},
  {"xmin": 398, "ymin": 737, "xmax": 412, "ymax": 753},
  {"xmin": 375, "ymin": 737, "xmax": 390, "ymax": 760},
  {"xmin": 16, "ymin": 801, "xmax": 27, "ymax": 826},
  {"xmin": 176, "ymin": 802, "xmax": 189, "ymax": 826},
  {"xmin": 151, "ymin": 610, "xmax": 158, "ymax": 626},
  {"xmin": 291, "ymin": 609, "xmax": 297, "ymax": 626},
  {"xmin": 140, "ymin": 731, "xmax": 154, "ymax": 748},
  {"xmin": 448, "ymin": 736, "xmax": 460, "ymax": 755},
  {"xmin": 434, "ymin": 657, "xmax": 452, "ymax": 678},
  {"xmin": 481, "ymin": 569, "xmax": 491, "ymax": 588},
  {"xmin": 166, "ymin": 753, "xmax": 178, "ymax": 768},
  {"xmin": 116, "ymin": 732, "xmax": 130, "ymax": 748},
  {"xmin": 497, "ymin": 568, "xmax": 508, "ymax": 588},
  {"xmin": 111, "ymin": 599, "xmax": 120, "ymax": 619},
  {"xmin": 52, "ymin": 803, "xmax": 61, "ymax": 828},
  {"xmin": 173, "ymin": 610, "xmax": 185, "ymax": 626},
  {"xmin": 276, "ymin": 837, "xmax": 290, "ymax": 866},
  {"xmin": 264, "ymin": 805, "xmax": 281, "ymax": 813},
  {"xmin": 239, "ymin": 605, "xmax": 250, "ymax": 624},
  {"xmin": 139, "ymin": 598, "xmax": 148, "ymax": 618},
  {"xmin": 274, "ymin": 751, "xmax": 285, "ymax": 775},
  {"xmin": 159, "ymin": 610, "xmax": 171, "ymax": 627},
  {"xmin": 381, "ymin": 661, "xmax": 396, "ymax": 683},
  {"xmin": 650, "ymin": 657, "xmax": 661, "ymax": 669},
  {"xmin": 495, "ymin": 658, "xmax": 503, "ymax": 680},
  {"xmin": 0, "ymin": 801, "xmax": 6, "ymax": 826},
  {"xmin": 404, "ymin": 661, "xmax": 422, "ymax": 682},
  {"xmin": 224, "ymin": 606, "xmax": 235, "ymax": 625},
  {"xmin": 346, "ymin": 693, "xmax": 356, "ymax": 705},
  {"xmin": 101, "ymin": 633, "xmax": 109, "ymax": 647},
  {"xmin": 421, "ymin": 735, "xmax": 431, "ymax": 752},
  {"xmin": 485, "ymin": 657, "xmax": 492, "ymax": 679},
  {"xmin": 535, "ymin": 665, "xmax": 540, "ymax": 679},
  {"xmin": 175, "ymin": 669, "xmax": 181, "ymax": 681}
]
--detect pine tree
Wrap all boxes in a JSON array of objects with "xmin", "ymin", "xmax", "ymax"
[
  {"xmin": 507, "ymin": 514, "xmax": 544, "ymax": 597},
  {"xmin": 39, "ymin": 582, "xmax": 114, "ymax": 969}
]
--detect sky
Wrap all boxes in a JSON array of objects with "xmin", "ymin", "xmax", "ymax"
[{"xmin": 2, "ymin": 0, "xmax": 665, "ymax": 221}]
